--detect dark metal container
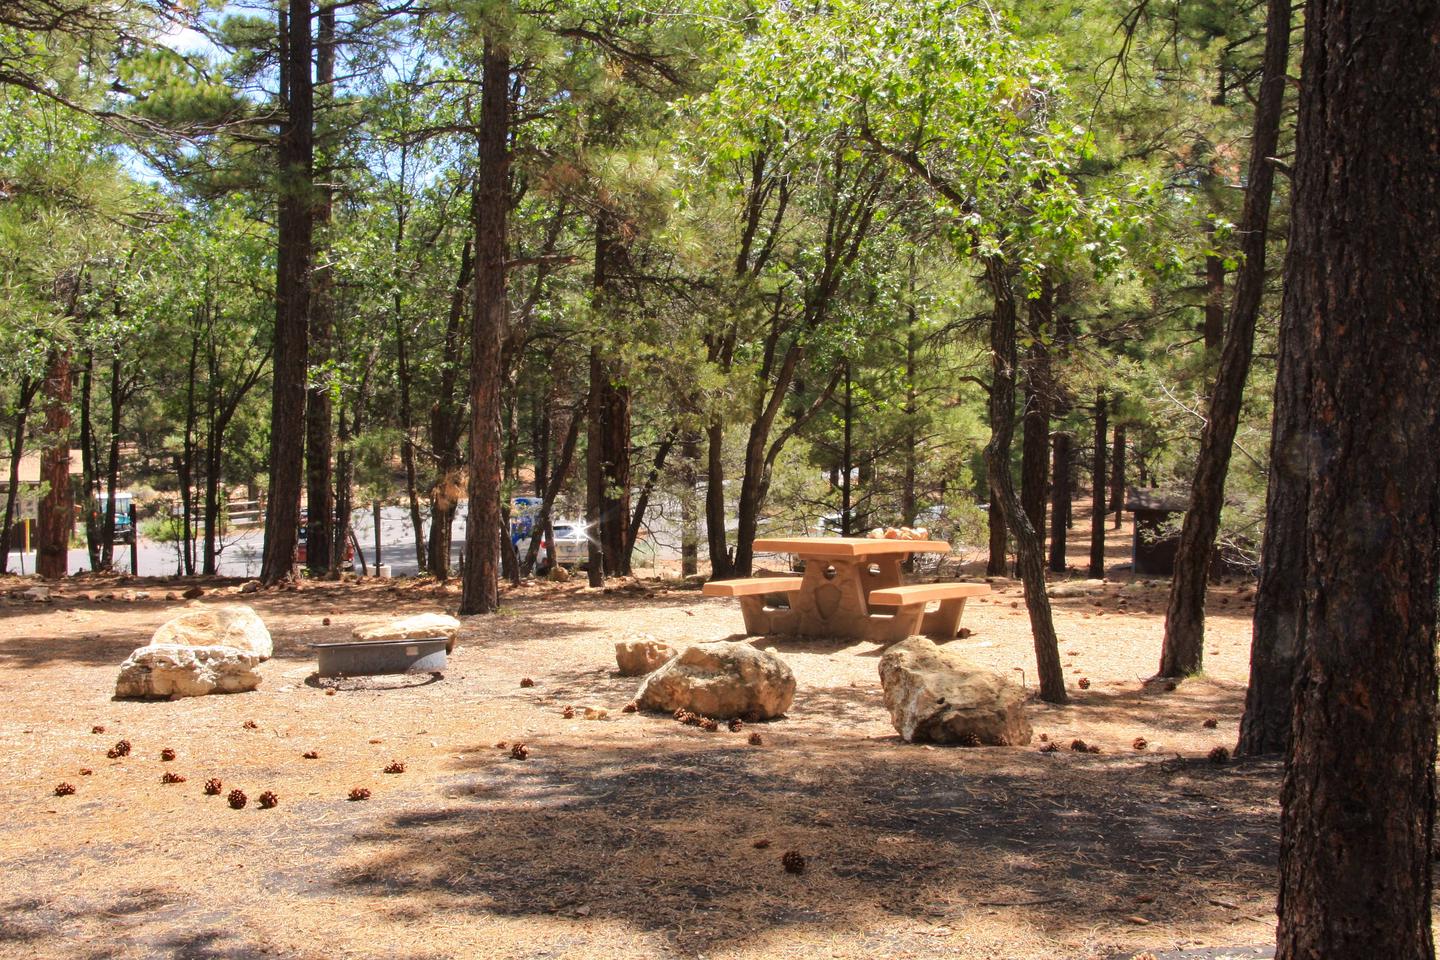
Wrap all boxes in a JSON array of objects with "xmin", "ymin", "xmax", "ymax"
[{"xmin": 312, "ymin": 637, "xmax": 448, "ymax": 678}]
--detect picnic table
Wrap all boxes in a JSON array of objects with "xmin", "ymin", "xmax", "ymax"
[{"xmin": 703, "ymin": 536, "xmax": 989, "ymax": 644}]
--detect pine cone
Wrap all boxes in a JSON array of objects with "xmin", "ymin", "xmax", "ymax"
[
  {"xmin": 91, "ymin": 725, "xmax": 106, "ymax": 734},
  {"xmin": 958, "ymin": 732, "xmax": 981, "ymax": 747},
  {"xmin": 1202, "ymin": 718, "xmax": 1219, "ymax": 729},
  {"xmin": 227, "ymin": 789, "xmax": 248, "ymax": 809},
  {"xmin": 1208, "ymin": 746, "xmax": 1230, "ymax": 765},
  {"xmin": 161, "ymin": 772, "xmax": 187, "ymax": 784},
  {"xmin": 160, "ymin": 748, "xmax": 176, "ymax": 762},
  {"xmin": 1163, "ymin": 681, "xmax": 1178, "ymax": 692},
  {"xmin": 79, "ymin": 768, "xmax": 93, "ymax": 776},
  {"xmin": 562, "ymin": 706, "xmax": 575, "ymax": 719},
  {"xmin": 384, "ymin": 761, "xmax": 406, "ymax": 774},
  {"xmin": 510, "ymin": 743, "xmax": 529, "ymax": 761},
  {"xmin": 1070, "ymin": 739, "xmax": 1088, "ymax": 752},
  {"xmin": 728, "ymin": 718, "xmax": 743, "ymax": 733},
  {"xmin": 701, "ymin": 718, "xmax": 719, "ymax": 732},
  {"xmin": 1077, "ymin": 678, "xmax": 1091, "ymax": 690},
  {"xmin": 519, "ymin": 677, "xmax": 535, "ymax": 688},
  {"xmin": 204, "ymin": 778, "xmax": 223, "ymax": 795},
  {"xmin": 242, "ymin": 720, "xmax": 258, "ymax": 730},
  {"xmin": 748, "ymin": 732, "xmax": 763, "ymax": 746},
  {"xmin": 54, "ymin": 782, "xmax": 76, "ymax": 796},
  {"xmin": 258, "ymin": 791, "xmax": 279, "ymax": 809},
  {"xmin": 302, "ymin": 751, "xmax": 319, "ymax": 760},
  {"xmin": 781, "ymin": 850, "xmax": 806, "ymax": 875},
  {"xmin": 107, "ymin": 739, "xmax": 131, "ymax": 758},
  {"xmin": 1038, "ymin": 733, "xmax": 1049, "ymax": 742},
  {"xmin": 1039, "ymin": 741, "xmax": 1059, "ymax": 753},
  {"xmin": 1132, "ymin": 737, "xmax": 1148, "ymax": 751},
  {"xmin": 348, "ymin": 787, "xmax": 371, "ymax": 801},
  {"xmin": 622, "ymin": 701, "xmax": 638, "ymax": 714}
]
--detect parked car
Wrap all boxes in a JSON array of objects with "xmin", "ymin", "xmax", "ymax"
[
  {"xmin": 547, "ymin": 520, "xmax": 592, "ymax": 569},
  {"xmin": 90, "ymin": 492, "xmax": 134, "ymax": 545}
]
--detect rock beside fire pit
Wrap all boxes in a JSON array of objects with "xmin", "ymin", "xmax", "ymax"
[
  {"xmin": 615, "ymin": 635, "xmax": 678, "ymax": 676},
  {"xmin": 352, "ymin": 612, "xmax": 462, "ymax": 654},
  {"xmin": 115, "ymin": 644, "xmax": 262, "ymax": 699},
  {"xmin": 635, "ymin": 641, "xmax": 794, "ymax": 720},
  {"xmin": 151, "ymin": 604, "xmax": 273, "ymax": 660}
]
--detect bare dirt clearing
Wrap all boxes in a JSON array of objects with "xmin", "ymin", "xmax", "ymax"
[{"xmin": 0, "ymin": 522, "xmax": 1277, "ymax": 960}]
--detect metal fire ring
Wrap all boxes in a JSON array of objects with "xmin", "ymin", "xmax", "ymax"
[{"xmin": 311, "ymin": 637, "xmax": 448, "ymax": 679}]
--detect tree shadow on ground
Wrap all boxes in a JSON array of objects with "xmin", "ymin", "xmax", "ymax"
[{"xmin": 322, "ymin": 738, "xmax": 1280, "ymax": 958}]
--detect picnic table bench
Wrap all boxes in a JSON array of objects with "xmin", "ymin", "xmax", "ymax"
[{"xmin": 702, "ymin": 536, "xmax": 989, "ymax": 644}]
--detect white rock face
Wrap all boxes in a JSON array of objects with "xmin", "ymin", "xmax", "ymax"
[
  {"xmin": 23, "ymin": 586, "xmax": 51, "ymax": 602},
  {"xmin": 352, "ymin": 612, "xmax": 462, "ymax": 654},
  {"xmin": 615, "ymin": 636, "xmax": 678, "ymax": 676},
  {"xmin": 636, "ymin": 641, "xmax": 795, "ymax": 720},
  {"xmin": 151, "ymin": 604, "xmax": 273, "ymax": 660},
  {"xmin": 878, "ymin": 638, "xmax": 1033, "ymax": 746},
  {"xmin": 1046, "ymin": 579, "xmax": 1107, "ymax": 598},
  {"xmin": 115, "ymin": 643, "xmax": 262, "ymax": 699}
]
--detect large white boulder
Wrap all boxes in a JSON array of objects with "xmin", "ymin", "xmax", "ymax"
[
  {"xmin": 352, "ymin": 612, "xmax": 462, "ymax": 654},
  {"xmin": 151, "ymin": 604, "xmax": 273, "ymax": 660},
  {"xmin": 636, "ymin": 641, "xmax": 795, "ymax": 720},
  {"xmin": 878, "ymin": 638, "xmax": 1032, "ymax": 746},
  {"xmin": 615, "ymin": 635, "xmax": 679, "ymax": 676},
  {"xmin": 115, "ymin": 644, "xmax": 262, "ymax": 699}
]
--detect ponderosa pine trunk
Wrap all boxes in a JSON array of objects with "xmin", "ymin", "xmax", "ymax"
[
  {"xmin": 522, "ymin": 400, "xmax": 581, "ymax": 574},
  {"xmin": 985, "ymin": 257, "xmax": 1065, "ymax": 703},
  {"xmin": 1, "ymin": 377, "xmax": 38, "ymax": 573},
  {"xmin": 1110, "ymin": 421, "xmax": 1125, "ymax": 529},
  {"xmin": 986, "ymin": 489, "xmax": 1007, "ymax": 576},
  {"xmin": 1048, "ymin": 430, "xmax": 1070, "ymax": 572},
  {"xmin": 1019, "ymin": 284, "xmax": 1052, "ymax": 563},
  {"xmin": 426, "ymin": 237, "xmax": 472, "ymax": 579},
  {"xmin": 1158, "ymin": 0, "xmax": 1290, "ymax": 676},
  {"xmin": 459, "ymin": 36, "xmax": 508, "ymax": 615},
  {"xmin": 680, "ymin": 433, "xmax": 699, "ymax": 577},
  {"xmin": 704, "ymin": 420, "xmax": 731, "ymax": 578},
  {"xmin": 585, "ymin": 347, "xmax": 605, "ymax": 587},
  {"xmin": 36, "ymin": 345, "xmax": 73, "ymax": 580},
  {"xmin": 303, "ymin": 2, "xmax": 336, "ymax": 577},
  {"xmin": 1275, "ymin": 0, "xmax": 1439, "ymax": 953},
  {"xmin": 1088, "ymin": 391, "xmax": 1106, "ymax": 579},
  {"xmin": 260, "ymin": 0, "xmax": 312, "ymax": 585}
]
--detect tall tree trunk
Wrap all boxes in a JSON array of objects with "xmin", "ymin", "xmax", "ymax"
[
  {"xmin": 1, "ymin": 377, "xmax": 38, "ymax": 573},
  {"xmin": 79, "ymin": 350, "xmax": 100, "ymax": 571},
  {"xmin": 585, "ymin": 347, "xmax": 606, "ymax": 587},
  {"xmin": 427, "ymin": 238, "xmax": 472, "ymax": 578},
  {"xmin": 1158, "ymin": 0, "xmax": 1290, "ymax": 676},
  {"xmin": 459, "ymin": 36, "xmax": 508, "ymax": 616},
  {"xmin": 1088, "ymin": 392, "xmax": 1107, "ymax": 579},
  {"xmin": 680, "ymin": 433, "xmax": 699, "ymax": 576},
  {"xmin": 522, "ymin": 400, "xmax": 581, "ymax": 574},
  {"xmin": 1019, "ymin": 283, "xmax": 1052, "ymax": 564},
  {"xmin": 36, "ymin": 343, "xmax": 74, "ymax": 580},
  {"xmin": 101, "ymin": 354, "xmax": 122, "ymax": 571},
  {"xmin": 985, "ymin": 257, "xmax": 1065, "ymax": 703},
  {"xmin": 1110, "ymin": 422, "xmax": 1125, "ymax": 529},
  {"xmin": 986, "ymin": 489, "xmax": 1007, "ymax": 576},
  {"xmin": 901, "ymin": 323, "xmax": 918, "ymax": 528},
  {"xmin": 1047, "ymin": 431, "xmax": 1071, "ymax": 572},
  {"xmin": 623, "ymin": 429, "xmax": 677, "ymax": 574},
  {"xmin": 841, "ymin": 361, "xmax": 853, "ymax": 536},
  {"xmin": 704, "ymin": 420, "xmax": 731, "ymax": 578},
  {"xmin": 179, "ymin": 327, "xmax": 199, "ymax": 577},
  {"xmin": 1275, "ymin": 0, "xmax": 1438, "ymax": 953},
  {"xmin": 303, "ymin": 2, "xmax": 336, "ymax": 576},
  {"xmin": 260, "ymin": 0, "xmax": 313, "ymax": 584}
]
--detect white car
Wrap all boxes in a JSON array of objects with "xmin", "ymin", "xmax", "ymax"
[{"xmin": 546, "ymin": 520, "xmax": 592, "ymax": 569}]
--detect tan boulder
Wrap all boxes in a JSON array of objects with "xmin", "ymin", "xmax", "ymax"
[
  {"xmin": 878, "ymin": 638, "xmax": 1032, "ymax": 746},
  {"xmin": 115, "ymin": 644, "xmax": 262, "ymax": 699},
  {"xmin": 352, "ymin": 612, "xmax": 462, "ymax": 654},
  {"xmin": 151, "ymin": 604, "xmax": 272, "ymax": 660},
  {"xmin": 636, "ymin": 641, "xmax": 795, "ymax": 720},
  {"xmin": 615, "ymin": 636, "xmax": 679, "ymax": 676}
]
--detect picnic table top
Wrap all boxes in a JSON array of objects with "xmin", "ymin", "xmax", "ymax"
[{"xmin": 751, "ymin": 536, "xmax": 952, "ymax": 558}]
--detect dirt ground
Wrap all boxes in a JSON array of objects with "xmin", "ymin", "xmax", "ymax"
[{"xmin": 0, "ymin": 513, "xmax": 1280, "ymax": 960}]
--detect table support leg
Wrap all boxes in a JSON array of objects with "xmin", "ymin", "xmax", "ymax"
[{"xmin": 921, "ymin": 598, "xmax": 967, "ymax": 640}]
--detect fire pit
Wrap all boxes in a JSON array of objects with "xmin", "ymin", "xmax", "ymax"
[{"xmin": 311, "ymin": 637, "xmax": 448, "ymax": 678}]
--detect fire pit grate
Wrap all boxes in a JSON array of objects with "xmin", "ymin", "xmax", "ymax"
[{"xmin": 311, "ymin": 637, "xmax": 448, "ymax": 678}]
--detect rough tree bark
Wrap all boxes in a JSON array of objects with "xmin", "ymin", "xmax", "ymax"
[
  {"xmin": 1019, "ymin": 283, "xmax": 1053, "ymax": 563},
  {"xmin": 459, "ymin": 36, "xmax": 508, "ymax": 616},
  {"xmin": 0, "ymin": 377, "xmax": 38, "ymax": 573},
  {"xmin": 1088, "ymin": 391, "xmax": 1106, "ymax": 579},
  {"xmin": 303, "ymin": 1, "xmax": 336, "ymax": 576},
  {"xmin": 1047, "ymin": 431, "xmax": 1070, "ymax": 572},
  {"xmin": 985, "ymin": 258, "xmax": 1065, "ymax": 703},
  {"xmin": 1274, "ymin": 0, "xmax": 1439, "ymax": 954},
  {"xmin": 1110, "ymin": 421, "xmax": 1125, "ymax": 529},
  {"xmin": 1158, "ymin": 0, "xmax": 1290, "ymax": 676},
  {"xmin": 426, "ymin": 237, "xmax": 473, "ymax": 578},
  {"xmin": 36, "ymin": 346, "xmax": 72, "ymax": 580},
  {"xmin": 260, "ymin": 0, "xmax": 313, "ymax": 585}
]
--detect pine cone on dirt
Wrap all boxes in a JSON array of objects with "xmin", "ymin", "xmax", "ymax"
[
  {"xmin": 242, "ymin": 720, "xmax": 258, "ymax": 730},
  {"xmin": 1208, "ymin": 746, "xmax": 1230, "ymax": 765},
  {"xmin": 91, "ymin": 725, "xmax": 106, "ymax": 734},
  {"xmin": 728, "ymin": 718, "xmax": 743, "ymax": 732},
  {"xmin": 227, "ymin": 789, "xmax": 247, "ymax": 809},
  {"xmin": 562, "ymin": 706, "xmax": 575, "ymax": 719},
  {"xmin": 1070, "ymin": 739, "xmax": 1088, "ymax": 752},
  {"xmin": 1202, "ymin": 718, "xmax": 1219, "ymax": 729},
  {"xmin": 160, "ymin": 748, "xmax": 176, "ymax": 762},
  {"xmin": 302, "ymin": 751, "xmax": 319, "ymax": 760},
  {"xmin": 622, "ymin": 701, "xmax": 638, "ymax": 714},
  {"xmin": 781, "ymin": 850, "xmax": 806, "ymax": 875},
  {"xmin": 258, "ymin": 791, "xmax": 279, "ymax": 809},
  {"xmin": 204, "ymin": 778, "xmax": 223, "ymax": 795},
  {"xmin": 107, "ymin": 739, "xmax": 131, "ymax": 759},
  {"xmin": 54, "ymin": 782, "xmax": 77, "ymax": 796},
  {"xmin": 1077, "ymin": 678, "xmax": 1091, "ymax": 690},
  {"xmin": 510, "ymin": 743, "xmax": 529, "ymax": 761},
  {"xmin": 79, "ymin": 768, "xmax": 93, "ymax": 776},
  {"xmin": 700, "ymin": 718, "xmax": 719, "ymax": 732},
  {"xmin": 958, "ymin": 732, "xmax": 981, "ymax": 747},
  {"xmin": 520, "ymin": 678, "xmax": 535, "ymax": 688},
  {"xmin": 1132, "ymin": 737, "xmax": 1148, "ymax": 751},
  {"xmin": 384, "ymin": 761, "xmax": 406, "ymax": 774},
  {"xmin": 161, "ymin": 772, "xmax": 187, "ymax": 784},
  {"xmin": 748, "ymin": 732, "xmax": 764, "ymax": 746},
  {"xmin": 348, "ymin": 787, "xmax": 371, "ymax": 801},
  {"xmin": 1039, "ymin": 742, "xmax": 1059, "ymax": 753}
]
